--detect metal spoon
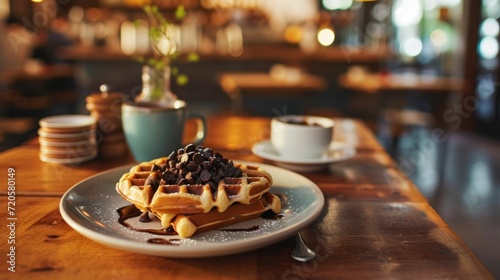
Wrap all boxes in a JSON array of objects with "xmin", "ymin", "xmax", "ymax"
[{"xmin": 292, "ymin": 233, "xmax": 316, "ymax": 262}]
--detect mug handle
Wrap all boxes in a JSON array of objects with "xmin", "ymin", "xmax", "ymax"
[{"xmin": 187, "ymin": 112, "xmax": 207, "ymax": 146}]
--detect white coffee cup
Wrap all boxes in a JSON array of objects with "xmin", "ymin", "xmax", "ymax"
[{"xmin": 271, "ymin": 115, "xmax": 334, "ymax": 159}]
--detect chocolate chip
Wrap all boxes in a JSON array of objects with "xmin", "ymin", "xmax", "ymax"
[
  {"xmin": 139, "ymin": 212, "xmax": 151, "ymax": 223},
  {"xmin": 202, "ymin": 148, "xmax": 213, "ymax": 159},
  {"xmin": 211, "ymin": 157, "xmax": 220, "ymax": 167},
  {"xmin": 200, "ymin": 170, "xmax": 211, "ymax": 182},
  {"xmin": 168, "ymin": 151, "xmax": 177, "ymax": 161},
  {"xmin": 176, "ymin": 161, "xmax": 187, "ymax": 169},
  {"xmin": 217, "ymin": 168, "xmax": 226, "ymax": 178},
  {"xmin": 235, "ymin": 169, "xmax": 242, "ymax": 177},
  {"xmin": 159, "ymin": 144, "xmax": 243, "ymax": 188},
  {"xmin": 194, "ymin": 165, "xmax": 202, "ymax": 175},
  {"xmin": 163, "ymin": 171, "xmax": 176, "ymax": 183},
  {"xmin": 151, "ymin": 164, "xmax": 162, "ymax": 172},
  {"xmin": 184, "ymin": 144, "xmax": 196, "ymax": 153},
  {"xmin": 202, "ymin": 161, "xmax": 211, "ymax": 170},
  {"xmin": 212, "ymin": 175, "xmax": 220, "ymax": 184},
  {"xmin": 193, "ymin": 153, "xmax": 204, "ymax": 164},
  {"xmin": 186, "ymin": 161, "xmax": 198, "ymax": 171},
  {"xmin": 145, "ymin": 175, "xmax": 159, "ymax": 189},
  {"xmin": 181, "ymin": 153, "xmax": 190, "ymax": 163},
  {"xmin": 180, "ymin": 167, "xmax": 189, "ymax": 175}
]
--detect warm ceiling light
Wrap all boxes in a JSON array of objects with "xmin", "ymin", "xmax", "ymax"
[
  {"xmin": 317, "ymin": 27, "xmax": 335, "ymax": 46},
  {"xmin": 284, "ymin": 25, "xmax": 302, "ymax": 44},
  {"xmin": 31, "ymin": 0, "xmax": 44, "ymax": 2}
]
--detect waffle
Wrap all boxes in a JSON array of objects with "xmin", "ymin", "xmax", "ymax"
[
  {"xmin": 153, "ymin": 192, "xmax": 282, "ymax": 238},
  {"xmin": 116, "ymin": 157, "xmax": 273, "ymax": 214}
]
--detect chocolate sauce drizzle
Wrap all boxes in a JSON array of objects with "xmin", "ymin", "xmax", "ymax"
[
  {"xmin": 139, "ymin": 211, "xmax": 151, "ymax": 222},
  {"xmin": 117, "ymin": 204, "xmax": 282, "ymax": 241},
  {"xmin": 220, "ymin": 225, "xmax": 259, "ymax": 232},
  {"xmin": 261, "ymin": 210, "xmax": 284, "ymax": 220},
  {"xmin": 147, "ymin": 238, "xmax": 181, "ymax": 245},
  {"xmin": 117, "ymin": 205, "xmax": 176, "ymax": 235}
]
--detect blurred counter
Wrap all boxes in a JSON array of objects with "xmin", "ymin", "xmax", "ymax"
[{"xmin": 60, "ymin": 45, "xmax": 392, "ymax": 63}]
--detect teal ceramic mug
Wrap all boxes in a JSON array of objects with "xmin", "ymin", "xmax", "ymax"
[{"xmin": 122, "ymin": 100, "xmax": 206, "ymax": 162}]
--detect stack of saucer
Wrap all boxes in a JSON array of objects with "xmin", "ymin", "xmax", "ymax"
[
  {"xmin": 38, "ymin": 115, "xmax": 97, "ymax": 164},
  {"xmin": 85, "ymin": 85, "xmax": 128, "ymax": 158}
]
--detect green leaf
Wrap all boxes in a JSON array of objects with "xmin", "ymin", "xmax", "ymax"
[
  {"xmin": 171, "ymin": 66, "xmax": 179, "ymax": 76},
  {"xmin": 176, "ymin": 74, "xmax": 189, "ymax": 86},
  {"xmin": 135, "ymin": 56, "xmax": 144, "ymax": 63},
  {"xmin": 187, "ymin": 53, "xmax": 199, "ymax": 62},
  {"xmin": 170, "ymin": 51, "xmax": 180, "ymax": 60},
  {"xmin": 151, "ymin": 5, "xmax": 159, "ymax": 14},
  {"xmin": 147, "ymin": 58, "xmax": 156, "ymax": 67},
  {"xmin": 175, "ymin": 5, "xmax": 186, "ymax": 20}
]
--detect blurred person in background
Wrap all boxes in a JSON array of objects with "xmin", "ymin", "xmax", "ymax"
[{"xmin": 30, "ymin": 17, "xmax": 74, "ymax": 65}]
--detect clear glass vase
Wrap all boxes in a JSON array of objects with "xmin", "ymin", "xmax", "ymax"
[{"xmin": 135, "ymin": 65, "xmax": 177, "ymax": 107}]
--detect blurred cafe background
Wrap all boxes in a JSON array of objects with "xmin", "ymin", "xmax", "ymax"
[{"xmin": 0, "ymin": 0, "xmax": 499, "ymax": 277}]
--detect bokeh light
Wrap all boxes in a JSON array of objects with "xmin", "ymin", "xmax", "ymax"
[
  {"xmin": 322, "ymin": 0, "xmax": 353, "ymax": 10},
  {"xmin": 481, "ymin": 18, "xmax": 500, "ymax": 37},
  {"xmin": 393, "ymin": 0, "xmax": 423, "ymax": 27},
  {"xmin": 400, "ymin": 37, "xmax": 423, "ymax": 57},
  {"xmin": 423, "ymin": 0, "xmax": 438, "ymax": 11},
  {"xmin": 317, "ymin": 27, "xmax": 335, "ymax": 46},
  {"xmin": 284, "ymin": 25, "xmax": 303, "ymax": 44},
  {"xmin": 372, "ymin": 3, "xmax": 390, "ymax": 21},
  {"xmin": 439, "ymin": 0, "xmax": 461, "ymax": 7},
  {"xmin": 484, "ymin": 0, "xmax": 500, "ymax": 18},
  {"xmin": 430, "ymin": 29, "xmax": 448, "ymax": 48},
  {"xmin": 478, "ymin": 37, "xmax": 499, "ymax": 59}
]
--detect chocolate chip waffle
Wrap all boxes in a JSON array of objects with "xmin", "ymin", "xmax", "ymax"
[
  {"xmin": 116, "ymin": 145, "xmax": 273, "ymax": 214},
  {"xmin": 152, "ymin": 192, "xmax": 282, "ymax": 237}
]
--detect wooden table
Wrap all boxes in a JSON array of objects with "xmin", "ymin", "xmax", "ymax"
[
  {"xmin": 219, "ymin": 72, "xmax": 327, "ymax": 114},
  {"xmin": 339, "ymin": 72, "xmax": 465, "ymax": 130},
  {"xmin": 338, "ymin": 73, "xmax": 464, "ymax": 94},
  {"xmin": 0, "ymin": 116, "xmax": 492, "ymax": 279}
]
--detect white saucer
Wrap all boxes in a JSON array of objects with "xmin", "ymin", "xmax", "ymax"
[
  {"xmin": 39, "ymin": 151, "xmax": 97, "ymax": 164},
  {"xmin": 39, "ymin": 115, "xmax": 96, "ymax": 129},
  {"xmin": 38, "ymin": 128, "xmax": 96, "ymax": 139},
  {"xmin": 251, "ymin": 140, "xmax": 356, "ymax": 172}
]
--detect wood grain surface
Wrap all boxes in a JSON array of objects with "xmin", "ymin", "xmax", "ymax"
[{"xmin": 0, "ymin": 116, "xmax": 492, "ymax": 279}]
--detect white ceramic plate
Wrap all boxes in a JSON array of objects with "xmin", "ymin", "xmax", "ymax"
[
  {"xmin": 59, "ymin": 162, "xmax": 325, "ymax": 258},
  {"xmin": 39, "ymin": 115, "xmax": 96, "ymax": 129},
  {"xmin": 252, "ymin": 140, "xmax": 356, "ymax": 172}
]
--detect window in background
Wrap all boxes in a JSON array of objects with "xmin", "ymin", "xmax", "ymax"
[
  {"xmin": 391, "ymin": 0, "xmax": 463, "ymax": 77},
  {"xmin": 476, "ymin": 0, "xmax": 500, "ymax": 137}
]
